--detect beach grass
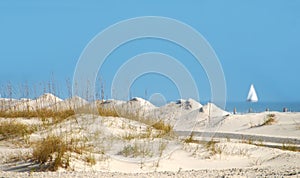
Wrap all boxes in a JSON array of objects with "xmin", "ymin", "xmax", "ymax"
[
  {"xmin": 0, "ymin": 120, "xmax": 37, "ymax": 140},
  {"xmin": 262, "ymin": 114, "xmax": 276, "ymax": 126}
]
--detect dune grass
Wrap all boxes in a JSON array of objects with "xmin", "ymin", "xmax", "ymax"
[
  {"xmin": 85, "ymin": 153, "xmax": 96, "ymax": 166},
  {"xmin": 250, "ymin": 113, "xmax": 276, "ymax": 128},
  {"xmin": 119, "ymin": 143, "xmax": 152, "ymax": 158},
  {"xmin": 32, "ymin": 135, "xmax": 70, "ymax": 171},
  {"xmin": 97, "ymin": 106, "xmax": 119, "ymax": 117},
  {"xmin": 204, "ymin": 140, "xmax": 222, "ymax": 155},
  {"xmin": 32, "ymin": 134, "xmax": 93, "ymax": 171},
  {"xmin": 0, "ymin": 81, "xmax": 177, "ymax": 170},
  {"xmin": 183, "ymin": 132, "xmax": 200, "ymax": 144},
  {"xmin": 0, "ymin": 109, "xmax": 75, "ymax": 119},
  {"xmin": 97, "ymin": 102, "xmax": 173, "ymax": 137},
  {"xmin": 281, "ymin": 143, "xmax": 298, "ymax": 152},
  {"xmin": 0, "ymin": 120, "xmax": 37, "ymax": 140},
  {"xmin": 262, "ymin": 114, "xmax": 276, "ymax": 126},
  {"xmin": 0, "ymin": 109, "xmax": 75, "ymax": 125},
  {"xmin": 152, "ymin": 120, "xmax": 172, "ymax": 134}
]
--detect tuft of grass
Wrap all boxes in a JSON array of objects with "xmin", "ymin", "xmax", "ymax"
[
  {"xmin": 50, "ymin": 109, "xmax": 75, "ymax": 124},
  {"xmin": 205, "ymin": 140, "xmax": 222, "ymax": 155},
  {"xmin": 32, "ymin": 134, "xmax": 98, "ymax": 171},
  {"xmin": 122, "ymin": 126, "xmax": 161, "ymax": 141},
  {"xmin": 32, "ymin": 135, "xmax": 69, "ymax": 171},
  {"xmin": 184, "ymin": 132, "xmax": 199, "ymax": 144},
  {"xmin": 262, "ymin": 114, "xmax": 276, "ymax": 126},
  {"xmin": 119, "ymin": 143, "xmax": 152, "ymax": 158},
  {"xmin": 251, "ymin": 113, "xmax": 276, "ymax": 128},
  {"xmin": 152, "ymin": 120, "xmax": 172, "ymax": 135},
  {"xmin": 119, "ymin": 145, "xmax": 138, "ymax": 157},
  {"xmin": 122, "ymin": 133, "xmax": 136, "ymax": 140},
  {"xmin": 247, "ymin": 139, "xmax": 253, "ymax": 144},
  {"xmin": 0, "ymin": 120, "xmax": 37, "ymax": 140},
  {"xmin": 184, "ymin": 136, "xmax": 195, "ymax": 144},
  {"xmin": 85, "ymin": 153, "xmax": 96, "ymax": 166},
  {"xmin": 97, "ymin": 103, "xmax": 119, "ymax": 117},
  {"xmin": 282, "ymin": 143, "xmax": 298, "ymax": 152}
]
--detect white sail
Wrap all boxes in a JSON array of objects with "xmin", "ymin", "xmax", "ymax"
[{"xmin": 247, "ymin": 84, "xmax": 258, "ymax": 102}]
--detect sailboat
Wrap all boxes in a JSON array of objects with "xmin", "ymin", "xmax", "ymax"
[{"xmin": 247, "ymin": 84, "xmax": 258, "ymax": 102}]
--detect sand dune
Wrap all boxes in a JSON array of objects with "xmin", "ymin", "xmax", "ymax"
[
  {"xmin": 9, "ymin": 93, "xmax": 62, "ymax": 111},
  {"xmin": 0, "ymin": 94, "xmax": 299, "ymax": 177},
  {"xmin": 48, "ymin": 96, "xmax": 88, "ymax": 111}
]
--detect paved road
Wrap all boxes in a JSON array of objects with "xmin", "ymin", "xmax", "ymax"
[{"xmin": 175, "ymin": 130, "xmax": 300, "ymax": 145}]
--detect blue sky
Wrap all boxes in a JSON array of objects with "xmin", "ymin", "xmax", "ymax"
[{"xmin": 0, "ymin": 0, "xmax": 300, "ymax": 102}]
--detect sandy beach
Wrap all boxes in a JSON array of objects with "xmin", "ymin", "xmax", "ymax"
[{"xmin": 0, "ymin": 95, "xmax": 299, "ymax": 177}]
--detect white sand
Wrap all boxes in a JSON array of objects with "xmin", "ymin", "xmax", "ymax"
[
  {"xmin": 0, "ymin": 95, "xmax": 299, "ymax": 177},
  {"xmin": 48, "ymin": 96, "xmax": 88, "ymax": 111},
  {"xmin": 10, "ymin": 93, "xmax": 62, "ymax": 111}
]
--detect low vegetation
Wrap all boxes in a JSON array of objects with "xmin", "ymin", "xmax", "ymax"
[
  {"xmin": 97, "ymin": 106, "xmax": 119, "ymax": 117},
  {"xmin": 184, "ymin": 137, "xmax": 223, "ymax": 157},
  {"xmin": 152, "ymin": 120, "xmax": 173, "ymax": 135},
  {"xmin": 205, "ymin": 140, "xmax": 222, "ymax": 155},
  {"xmin": 85, "ymin": 153, "xmax": 96, "ymax": 166},
  {"xmin": 98, "ymin": 104, "xmax": 173, "ymax": 139},
  {"xmin": 184, "ymin": 132, "xmax": 199, "ymax": 144},
  {"xmin": 119, "ymin": 143, "xmax": 152, "ymax": 158},
  {"xmin": 0, "ymin": 120, "xmax": 37, "ymax": 140},
  {"xmin": 32, "ymin": 135, "xmax": 70, "ymax": 171},
  {"xmin": 122, "ymin": 130, "xmax": 152, "ymax": 140},
  {"xmin": 262, "ymin": 114, "xmax": 276, "ymax": 126},
  {"xmin": 250, "ymin": 113, "xmax": 276, "ymax": 128},
  {"xmin": 0, "ymin": 109, "xmax": 75, "ymax": 124},
  {"xmin": 32, "ymin": 134, "xmax": 92, "ymax": 171},
  {"xmin": 281, "ymin": 143, "xmax": 298, "ymax": 152}
]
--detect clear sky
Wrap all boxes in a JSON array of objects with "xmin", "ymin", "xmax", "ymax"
[{"xmin": 0, "ymin": 0, "xmax": 300, "ymax": 102}]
